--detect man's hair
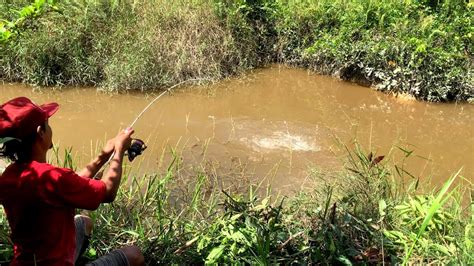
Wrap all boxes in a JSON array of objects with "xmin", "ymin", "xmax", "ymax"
[{"xmin": 0, "ymin": 122, "xmax": 45, "ymax": 163}]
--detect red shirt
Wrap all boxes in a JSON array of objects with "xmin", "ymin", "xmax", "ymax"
[{"xmin": 0, "ymin": 161, "xmax": 106, "ymax": 266}]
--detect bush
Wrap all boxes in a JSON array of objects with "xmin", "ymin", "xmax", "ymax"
[
  {"xmin": 1, "ymin": 0, "xmax": 472, "ymax": 101},
  {"xmin": 1, "ymin": 0, "xmax": 256, "ymax": 90},
  {"xmin": 274, "ymin": 0, "xmax": 473, "ymax": 102}
]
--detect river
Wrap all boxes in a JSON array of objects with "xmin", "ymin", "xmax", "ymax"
[{"xmin": 1, "ymin": 66, "xmax": 473, "ymax": 192}]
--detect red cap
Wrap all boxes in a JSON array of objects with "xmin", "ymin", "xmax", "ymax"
[{"xmin": 0, "ymin": 97, "xmax": 59, "ymax": 140}]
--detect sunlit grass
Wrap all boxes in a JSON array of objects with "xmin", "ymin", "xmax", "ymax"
[
  {"xmin": 1, "ymin": 0, "xmax": 471, "ymax": 101},
  {"xmin": 3, "ymin": 141, "xmax": 471, "ymax": 264}
]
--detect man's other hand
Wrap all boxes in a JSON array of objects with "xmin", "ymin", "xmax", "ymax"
[
  {"xmin": 115, "ymin": 128, "xmax": 134, "ymax": 153},
  {"xmin": 101, "ymin": 138, "xmax": 115, "ymax": 157}
]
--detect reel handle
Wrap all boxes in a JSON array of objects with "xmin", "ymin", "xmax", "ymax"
[{"xmin": 127, "ymin": 138, "xmax": 147, "ymax": 162}]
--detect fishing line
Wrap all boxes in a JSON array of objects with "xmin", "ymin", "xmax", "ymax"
[
  {"xmin": 129, "ymin": 79, "xmax": 206, "ymax": 128},
  {"xmin": 95, "ymin": 78, "xmax": 211, "ymax": 177}
]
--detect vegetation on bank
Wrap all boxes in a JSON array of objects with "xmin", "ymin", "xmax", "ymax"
[
  {"xmin": 1, "ymin": 0, "xmax": 473, "ymax": 102},
  {"xmin": 1, "ymin": 144, "xmax": 472, "ymax": 264}
]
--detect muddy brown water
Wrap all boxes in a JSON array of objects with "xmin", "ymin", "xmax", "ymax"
[{"xmin": 1, "ymin": 66, "xmax": 473, "ymax": 192}]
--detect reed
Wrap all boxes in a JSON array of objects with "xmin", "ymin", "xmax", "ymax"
[{"xmin": 4, "ymin": 141, "xmax": 471, "ymax": 264}]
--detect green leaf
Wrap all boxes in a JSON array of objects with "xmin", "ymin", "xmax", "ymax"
[
  {"xmin": 86, "ymin": 247, "xmax": 97, "ymax": 258},
  {"xmin": 206, "ymin": 245, "xmax": 225, "ymax": 264},
  {"xmin": 230, "ymin": 213, "xmax": 243, "ymax": 221},
  {"xmin": 122, "ymin": 230, "xmax": 140, "ymax": 237},
  {"xmin": 261, "ymin": 197, "xmax": 269, "ymax": 207},
  {"xmin": 19, "ymin": 6, "xmax": 35, "ymax": 18},
  {"xmin": 403, "ymin": 169, "xmax": 461, "ymax": 265},
  {"xmin": 337, "ymin": 255, "xmax": 353, "ymax": 266},
  {"xmin": 378, "ymin": 199, "xmax": 387, "ymax": 217},
  {"xmin": 231, "ymin": 231, "xmax": 251, "ymax": 246}
]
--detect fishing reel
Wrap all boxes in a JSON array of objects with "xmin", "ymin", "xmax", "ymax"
[{"xmin": 127, "ymin": 139, "xmax": 147, "ymax": 162}]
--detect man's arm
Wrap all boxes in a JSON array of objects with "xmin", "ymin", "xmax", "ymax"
[
  {"xmin": 77, "ymin": 152, "xmax": 109, "ymax": 179},
  {"xmin": 77, "ymin": 139, "xmax": 115, "ymax": 179},
  {"xmin": 101, "ymin": 128, "xmax": 133, "ymax": 203}
]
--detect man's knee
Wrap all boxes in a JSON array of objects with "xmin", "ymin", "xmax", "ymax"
[
  {"xmin": 75, "ymin": 215, "xmax": 93, "ymax": 236},
  {"xmin": 120, "ymin": 245, "xmax": 144, "ymax": 266}
]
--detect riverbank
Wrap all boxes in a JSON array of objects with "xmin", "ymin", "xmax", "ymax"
[
  {"xmin": 0, "ymin": 144, "xmax": 472, "ymax": 264},
  {"xmin": 1, "ymin": 0, "xmax": 472, "ymax": 102}
]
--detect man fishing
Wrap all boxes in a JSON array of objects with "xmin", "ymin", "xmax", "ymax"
[{"xmin": 0, "ymin": 97, "xmax": 144, "ymax": 266}]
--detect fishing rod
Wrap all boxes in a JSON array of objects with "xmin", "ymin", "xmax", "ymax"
[
  {"xmin": 125, "ymin": 78, "xmax": 211, "ymax": 161},
  {"xmin": 95, "ymin": 78, "xmax": 210, "ymax": 177},
  {"xmin": 126, "ymin": 81, "xmax": 189, "ymax": 162}
]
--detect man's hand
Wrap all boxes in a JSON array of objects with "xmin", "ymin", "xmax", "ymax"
[
  {"xmin": 101, "ymin": 137, "xmax": 115, "ymax": 158},
  {"xmin": 114, "ymin": 128, "xmax": 134, "ymax": 154}
]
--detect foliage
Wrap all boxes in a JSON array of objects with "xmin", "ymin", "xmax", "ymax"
[
  {"xmin": 2, "ymin": 143, "xmax": 471, "ymax": 264},
  {"xmin": 1, "ymin": 0, "xmax": 472, "ymax": 101},
  {"xmin": 0, "ymin": 0, "xmax": 58, "ymax": 43},
  {"xmin": 213, "ymin": 0, "xmax": 279, "ymax": 65},
  {"xmin": 1, "ymin": 0, "xmax": 252, "ymax": 89},
  {"xmin": 0, "ymin": 206, "xmax": 12, "ymax": 265},
  {"xmin": 195, "ymin": 193, "xmax": 289, "ymax": 264},
  {"xmin": 274, "ymin": 0, "xmax": 473, "ymax": 101},
  {"xmin": 384, "ymin": 173, "xmax": 473, "ymax": 265}
]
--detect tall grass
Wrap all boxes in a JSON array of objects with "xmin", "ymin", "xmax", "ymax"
[
  {"xmin": 1, "ymin": 0, "xmax": 257, "ymax": 90},
  {"xmin": 2, "ymin": 142, "xmax": 470, "ymax": 264},
  {"xmin": 1, "ymin": 0, "xmax": 472, "ymax": 101},
  {"xmin": 0, "ymin": 206, "xmax": 12, "ymax": 265},
  {"xmin": 402, "ymin": 169, "xmax": 460, "ymax": 264}
]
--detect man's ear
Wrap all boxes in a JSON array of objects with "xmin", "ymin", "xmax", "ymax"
[{"xmin": 36, "ymin": 125, "xmax": 45, "ymax": 137}]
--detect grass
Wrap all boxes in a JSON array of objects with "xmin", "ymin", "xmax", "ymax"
[
  {"xmin": 1, "ymin": 0, "xmax": 472, "ymax": 101},
  {"xmin": 1, "ymin": 141, "xmax": 471, "ymax": 264},
  {"xmin": 402, "ymin": 169, "xmax": 460, "ymax": 264},
  {"xmin": 1, "ymin": 0, "xmax": 257, "ymax": 90},
  {"xmin": 276, "ymin": 0, "xmax": 473, "ymax": 102}
]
